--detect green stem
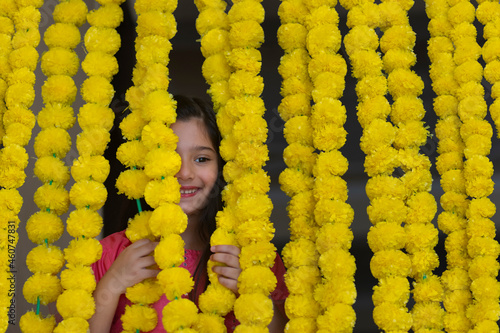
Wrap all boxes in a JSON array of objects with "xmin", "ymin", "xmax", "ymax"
[
  {"xmin": 36, "ymin": 296, "xmax": 40, "ymax": 315},
  {"xmin": 136, "ymin": 199, "xmax": 142, "ymax": 213}
]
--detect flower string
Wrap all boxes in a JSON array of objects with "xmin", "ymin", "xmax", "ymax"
[
  {"xmin": 8, "ymin": 0, "xmax": 75, "ymax": 331},
  {"xmin": 459, "ymin": 0, "xmax": 500, "ymax": 329},
  {"xmin": 215, "ymin": 1, "xmax": 277, "ymax": 332},
  {"xmin": 277, "ymin": 1, "xmax": 321, "ymax": 332},
  {"xmin": 479, "ymin": 0, "xmax": 500, "ymax": 138},
  {"xmin": 120, "ymin": 0, "xmax": 209, "ymax": 331},
  {"xmin": 193, "ymin": 1, "xmax": 239, "ymax": 331},
  {"xmin": 0, "ymin": 4, "xmax": 19, "ymax": 332},
  {"xmin": 341, "ymin": 0, "xmax": 415, "ymax": 330},
  {"xmin": 305, "ymin": 1, "xmax": 357, "ymax": 331},
  {"xmin": 378, "ymin": 0, "xmax": 443, "ymax": 330},
  {"xmin": 425, "ymin": 0, "xmax": 474, "ymax": 330},
  {"xmin": 115, "ymin": 0, "xmax": 182, "ymax": 331},
  {"xmin": 1, "ymin": 0, "xmax": 41, "ymax": 331},
  {"xmin": 50, "ymin": 0, "xmax": 123, "ymax": 331}
]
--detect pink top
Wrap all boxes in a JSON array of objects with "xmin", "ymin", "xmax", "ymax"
[{"xmin": 91, "ymin": 230, "xmax": 289, "ymax": 333}]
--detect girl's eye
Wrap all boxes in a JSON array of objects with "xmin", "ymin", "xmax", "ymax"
[{"xmin": 196, "ymin": 157, "xmax": 210, "ymax": 163}]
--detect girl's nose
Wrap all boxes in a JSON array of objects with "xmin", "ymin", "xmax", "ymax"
[{"xmin": 175, "ymin": 160, "xmax": 193, "ymax": 180}]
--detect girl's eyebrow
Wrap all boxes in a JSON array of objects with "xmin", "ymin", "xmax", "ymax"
[{"xmin": 193, "ymin": 146, "xmax": 216, "ymax": 153}]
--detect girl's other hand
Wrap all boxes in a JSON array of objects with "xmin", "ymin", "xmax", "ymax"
[
  {"xmin": 105, "ymin": 239, "xmax": 160, "ymax": 295},
  {"xmin": 210, "ymin": 245, "xmax": 241, "ymax": 295}
]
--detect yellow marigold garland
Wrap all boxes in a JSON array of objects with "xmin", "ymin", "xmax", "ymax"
[
  {"xmin": 341, "ymin": 0, "xmax": 414, "ymax": 330},
  {"xmin": 51, "ymin": 0, "xmax": 123, "ymax": 331},
  {"xmin": 0, "ymin": 3, "xmax": 19, "ymax": 332},
  {"xmin": 7, "ymin": 0, "xmax": 69, "ymax": 331},
  {"xmin": 214, "ymin": 1, "xmax": 277, "ymax": 332},
  {"xmin": 117, "ymin": 0, "xmax": 201, "ymax": 331},
  {"xmin": 305, "ymin": 1, "xmax": 357, "ymax": 332},
  {"xmin": 425, "ymin": 0, "xmax": 473, "ymax": 330},
  {"xmin": 461, "ymin": 0, "xmax": 500, "ymax": 329},
  {"xmin": 479, "ymin": 0, "xmax": 500, "ymax": 138},
  {"xmin": 277, "ymin": 1, "xmax": 320, "ymax": 332},
  {"xmin": 193, "ymin": 1, "xmax": 239, "ymax": 331},
  {"xmin": 380, "ymin": 0, "xmax": 442, "ymax": 331}
]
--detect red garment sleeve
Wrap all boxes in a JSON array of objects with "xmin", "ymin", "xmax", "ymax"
[
  {"xmin": 270, "ymin": 252, "xmax": 289, "ymax": 301},
  {"xmin": 91, "ymin": 230, "xmax": 131, "ymax": 283}
]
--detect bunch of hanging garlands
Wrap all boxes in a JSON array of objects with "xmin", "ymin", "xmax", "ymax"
[{"xmin": 0, "ymin": 0, "xmax": 498, "ymax": 332}]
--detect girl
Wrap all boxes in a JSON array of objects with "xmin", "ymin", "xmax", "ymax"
[{"xmin": 90, "ymin": 95, "xmax": 289, "ymax": 332}]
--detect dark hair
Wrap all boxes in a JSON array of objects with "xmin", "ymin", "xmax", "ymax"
[{"xmin": 173, "ymin": 95, "xmax": 224, "ymax": 304}]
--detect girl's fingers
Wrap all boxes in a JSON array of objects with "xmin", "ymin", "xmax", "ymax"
[
  {"xmin": 218, "ymin": 275, "xmax": 238, "ymax": 293},
  {"xmin": 210, "ymin": 245, "xmax": 241, "ymax": 268},
  {"xmin": 211, "ymin": 245, "xmax": 240, "ymax": 256},
  {"xmin": 212, "ymin": 265, "xmax": 241, "ymax": 281},
  {"xmin": 210, "ymin": 252, "xmax": 240, "ymax": 268}
]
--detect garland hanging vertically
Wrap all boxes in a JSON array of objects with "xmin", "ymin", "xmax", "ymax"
[
  {"xmin": 425, "ymin": 0, "xmax": 473, "ymax": 330},
  {"xmin": 459, "ymin": 0, "xmax": 500, "ymax": 329},
  {"xmin": 115, "ymin": 0, "xmax": 185, "ymax": 331},
  {"xmin": 52, "ymin": 0, "xmax": 123, "ymax": 331},
  {"xmin": 0, "ymin": 0, "xmax": 41, "ymax": 331},
  {"xmin": 379, "ymin": 0, "xmax": 443, "ymax": 330},
  {"xmin": 304, "ymin": 1, "xmax": 357, "ymax": 331},
  {"xmin": 277, "ymin": 0, "xmax": 321, "ymax": 332},
  {"xmin": 193, "ymin": 0, "xmax": 239, "ymax": 331},
  {"xmin": 221, "ymin": 1, "xmax": 277, "ymax": 332},
  {"xmin": 341, "ymin": 0, "xmax": 414, "ymax": 330},
  {"xmin": 0, "ymin": 3, "xmax": 18, "ymax": 333},
  {"xmin": 9, "ymin": 0, "xmax": 76, "ymax": 331},
  {"xmin": 479, "ymin": 0, "xmax": 500, "ymax": 137}
]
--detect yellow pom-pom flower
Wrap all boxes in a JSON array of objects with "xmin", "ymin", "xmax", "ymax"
[
  {"xmin": 34, "ymin": 156, "xmax": 69, "ymax": 185},
  {"xmin": 162, "ymin": 299, "xmax": 199, "ymax": 332},
  {"xmin": 285, "ymin": 294, "xmax": 321, "ymax": 319},
  {"xmin": 154, "ymin": 233, "xmax": 185, "ymax": 269},
  {"xmin": 122, "ymin": 304, "xmax": 157, "ymax": 332},
  {"xmin": 53, "ymin": 317, "xmax": 89, "ymax": 333},
  {"xmin": 52, "ymin": 0, "xmax": 88, "ymax": 26},
  {"xmin": 229, "ymin": 20, "xmax": 264, "ymax": 49},
  {"xmin": 80, "ymin": 76, "xmax": 115, "ymax": 105},
  {"xmin": 66, "ymin": 209, "xmax": 103, "ymax": 238},
  {"xmin": 239, "ymin": 241, "xmax": 277, "ymax": 270},
  {"xmin": 234, "ymin": 293, "xmax": 273, "ymax": 326},
  {"xmin": 20, "ymin": 311, "xmax": 56, "ymax": 333},
  {"xmin": 69, "ymin": 180, "xmax": 107, "ymax": 210},
  {"xmin": 198, "ymin": 283, "xmax": 236, "ymax": 316},
  {"xmin": 116, "ymin": 168, "xmax": 150, "ymax": 200},
  {"xmin": 149, "ymin": 203, "xmax": 187, "ymax": 237},
  {"xmin": 157, "ymin": 267, "xmax": 194, "ymax": 301},
  {"xmin": 37, "ymin": 103, "xmax": 75, "ymax": 130},
  {"xmin": 33, "ymin": 184, "xmax": 69, "ymax": 215},
  {"xmin": 44, "ymin": 23, "xmax": 80, "ymax": 49},
  {"xmin": 60, "ymin": 264, "xmax": 97, "ymax": 294},
  {"xmin": 126, "ymin": 278, "xmax": 163, "ymax": 305},
  {"xmin": 126, "ymin": 211, "xmax": 155, "ymax": 242},
  {"xmin": 41, "ymin": 48, "xmax": 79, "ymax": 77},
  {"xmin": 64, "ymin": 238, "xmax": 102, "ymax": 266},
  {"xmin": 26, "ymin": 244, "xmax": 64, "ymax": 274},
  {"xmin": 81, "ymin": 51, "xmax": 119, "ymax": 80},
  {"xmin": 25, "ymin": 211, "xmax": 64, "ymax": 244},
  {"xmin": 238, "ymin": 266, "xmax": 277, "ymax": 295},
  {"xmin": 71, "ymin": 155, "xmax": 110, "ymax": 183},
  {"xmin": 87, "ymin": 3, "xmax": 123, "ymax": 28},
  {"xmin": 57, "ymin": 289, "xmax": 95, "ymax": 320},
  {"xmin": 23, "ymin": 272, "xmax": 62, "ymax": 305}
]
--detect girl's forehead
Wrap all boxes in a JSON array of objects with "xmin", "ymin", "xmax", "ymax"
[{"xmin": 172, "ymin": 118, "xmax": 214, "ymax": 149}]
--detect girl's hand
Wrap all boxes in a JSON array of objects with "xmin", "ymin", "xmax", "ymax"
[
  {"xmin": 105, "ymin": 239, "xmax": 160, "ymax": 295},
  {"xmin": 210, "ymin": 245, "xmax": 241, "ymax": 295}
]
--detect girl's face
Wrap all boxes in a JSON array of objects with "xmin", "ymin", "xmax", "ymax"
[{"xmin": 172, "ymin": 118, "xmax": 219, "ymax": 218}]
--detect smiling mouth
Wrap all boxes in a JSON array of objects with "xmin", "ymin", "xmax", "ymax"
[{"xmin": 180, "ymin": 187, "xmax": 198, "ymax": 198}]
